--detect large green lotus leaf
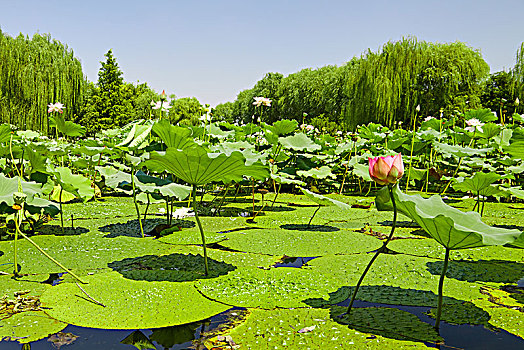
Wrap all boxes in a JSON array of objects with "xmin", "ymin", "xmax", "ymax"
[
  {"xmin": 196, "ymin": 267, "xmax": 344, "ymax": 309},
  {"xmin": 351, "ymin": 163, "xmax": 372, "ymax": 181},
  {"xmin": 52, "ymin": 167, "xmax": 93, "ymax": 202},
  {"xmin": 40, "ymin": 272, "xmax": 230, "ymax": 329},
  {"xmin": 206, "ymin": 124, "xmax": 235, "ymax": 139},
  {"xmin": 50, "ymin": 185, "xmax": 77, "ymax": 203},
  {"xmin": 433, "ymin": 141, "xmax": 491, "ymax": 158},
  {"xmin": 208, "ymin": 307, "xmax": 437, "ymax": 349},
  {"xmin": 0, "ymin": 311, "xmax": 67, "ymax": 344},
  {"xmin": 265, "ymin": 119, "xmax": 298, "ymax": 136},
  {"xmin": 271, "ymin": 172, "xmax": 305, "ymax": 185},
  {"xmin": 117, "ymin": 123, "xmax": 152, "ymax": 149},
  {"xmin": 296, "ymin": 166, "xmax": 336, "ymax": 180},
  {"xmin": 452, "ymin": 172, "xmax": 502, "ymax": 194},
  {"xmin": 465, "ymin": 108, "xmax": 498, "ymax": 123},
  {"xmin": 23, "ymin": 145, "xmax": 47, "ymax": 174},
  {"xmin": 146, "ymin": 145, "xmax": 269, "ymax": 185},
  {"xmin": 388, "ymin": 238, "xmax": 524, "ymax": 262},
  {"xmin": 50, "ymin": 114, "xmax": 86, "ymax": 137},
  {"xmin": 96, "ymin": 165, "xmax": 130, "ymax": 190},
  {"xmin": 0, "ymin": 235, "xmax": 178, "ymax": 274},
  {"xmin": 376, "ymin": 186, "xmax": 522, "ymax": 249},
  {"xmin": 505, "ymin": 141, "xmax": 524, "ymax": 159},
  {"xmin": 219, "ymin": 228, "xmax": 381, "ymax": 256},
  {"xmin": 299, "ymin": 187, "xmax": 351, "ymax": 208},
  {"xmin": 479, "ymin": 122, "xmax": 502, "ymax": 139},
  {"xmin": 152, "ymin": 119, "xmax": 195, "ymax": 150},
  {"xmin": 0, "ymin": 174, "xmax": 58, "ymax": 215},
  {"xmin": 210, "ymin": 142, "xmax": 264, "ymax": 165},
  {"xmin": 279, "ymin": 133, "xmax": 321, "ymax": 151},
  {"xmin": 0, "ymin": 123, "xmax": 12, "ymax": 143},
  {"xmin": 306, "ymin": 254, "xmax": 484, "ymax": 305}
]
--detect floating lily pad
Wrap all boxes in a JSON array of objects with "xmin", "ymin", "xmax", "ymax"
[
  {"xmin": 159, "ymin": 229, "xmax": 227, "ymax": 245},
  {"xmin": 219, "ymin": 229, "xmax": 381, "ymax": 256},
  {"xmin": 108, "ymin": 253, "xmax": 236, "ymax": 282},
  {"xmin": 196, "ymin": 267, "xmax": 344, "ymax": 309},
  {"xmin": 206, "ymin": 307, "xmax": 435, "ymax": 349},
  {"xmin": 388, "ymin": 238, "xmax": 524, "ymax": 261},
  {"xmin": 307, "ymin": 254, "xmax": 484, "ymax": 304},
  {"xmin": 40, "ymin": 272, "xmax": 230, "ymax": 329},
  {"xmin": 425, "ymin": 301, "xmax": 491, "ymax": 326},
  {"xmin": 0, "ymin": 311, "xmax": 67, "ymax": 344},
  {"xmin": 473, "ymin": 297, "xmax": 524, "ymax": 338},
  {"xmin": 0, "ymin": 235, "xmax": 178, "ymax": 274}
]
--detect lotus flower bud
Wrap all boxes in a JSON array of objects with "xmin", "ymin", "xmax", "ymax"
[{"xmin": 368, "ymin": 154, "xmax": 404, "ymax": 185}]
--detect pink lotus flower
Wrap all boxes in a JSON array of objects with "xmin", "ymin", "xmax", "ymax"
[
  {"xmin": 48, "ymin": 102, "xmax": 65, "ymax": 114},
  {"xmin": 368, "ymin": 154, "xmax": 404, "ymax": 185},
  {"xmin": 465, "ymin": 118, "xmax": 484, "ymax": 133}
]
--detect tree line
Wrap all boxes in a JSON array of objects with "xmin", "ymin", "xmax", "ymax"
[
  {"xmin": 213, "ymin": 38, "xmax": 524, "ymax": 131},
  {"xmin": 1, "ymin": 31, "xmax": 522, "ymax": 134}
]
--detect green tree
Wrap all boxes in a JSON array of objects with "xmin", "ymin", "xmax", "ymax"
[
  {"xmin": 512, "ymin": 42, "xmax": 524, "ymax": 115},
  {"xmin": 168, "ymin": 97, "xmax": 206, "ymax": 125},
  {"xmin": 481, "ymin": 71, "xmax": 518, "ymax": 119},
  {"xmin": 0, "ymin": 30, "xmax": 85, "ymax": 133},
  {"xmin": 76, "ymin": 50, "xmax": 157, "ymax": 134}
]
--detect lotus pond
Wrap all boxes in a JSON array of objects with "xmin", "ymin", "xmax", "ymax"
[
  {"xmin": 0, "ymin": 111, "xmax": 524, "ymax": 349},
  {"xmin": 0, "ymin": 193, "xmax": 523, "ymax": 349}
]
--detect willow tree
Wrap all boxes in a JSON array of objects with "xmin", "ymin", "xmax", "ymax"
[
  {"xmin": 342, "ymin": 38, "xmax": 489, "ymax": 129},
  {"xmin": 0, "ymin": 29, "xmax": 85, "ymax": 133}
]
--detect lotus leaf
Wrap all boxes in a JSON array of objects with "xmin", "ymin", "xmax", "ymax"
[
  {"xmin": 299, "ymin": 187, "xmax": 351, "ymax": 209},
  {"xmin": 49, "ymin": 114, "xmax": 86, "ymax": 137},
  {"xmin": 279, "ymin": 133, "xmax": 321, "ymax": 151},
  {"xmin": 208, "ymin": 307, "xmax": 437, "ymax": 349},
  {"xmin": 196, "ymin": 267, "xmax": 344, "ymax": 309},
  {"xmin": 40, "ymin": 272, "xmax": 230, "ymax": 329},
  {"xmin": 146, "ymin": 145, "xmax": 269, "ymax": 185},
  {"xmin": 0, "ymin": 311, "xmax": 67, "ymax": 344},
  {"xmin": 52, "ymin": 167, "xmax": 93, "ymax": 202},
  {"xmin": 296, "ymin": 166, "xmax": 336, "ymax": 179},
  {"xmin": 152, "ymin": 119, "xmax": 195, "ymax": 149},
  {"xmin": 376, "ymin": 185, "xmax": 522, "ymax": 249},
  {"xmin": 433, "ymin": 141, "xmax": 492, "ymax": 158},
  {"xmin": 452, "ymin": 172, "xmax": 502, "ymax": 195},
  {"xmin": 219, "ymin": 228, "xmax": 381, "ymax": 256},
  {"xmin": 0, "ymin": 174, "xmax": 59, "ymax": 216}
]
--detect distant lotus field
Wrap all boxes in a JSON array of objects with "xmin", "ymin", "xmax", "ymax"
[{"xmin": 0, "ymin": 106, "xmax": 523, "ymax": 349}]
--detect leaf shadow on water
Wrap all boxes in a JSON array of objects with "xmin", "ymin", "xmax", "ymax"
[
  {"xmin": 258, "ymin": 205, "xmax": 296, "ymax": 213},
  {"xmin": 149, "ymin": 322, "xmax": 202, "ymax": 348},
  {"xmin": 493, "ymin": 224, "xmax": 524, "ymax": 231},
  {"xmin": 302, "ymin": 285, "xmax": 493, "ymax": 344},
  {"xmin": 279, "ymin": 224, "xmax": 340, "ymax": 232},
  {"xmin": 108, "ymin": 253, "xmax": 236, "ymax": 282},
  {"xmin": 378, "ymin": 220, "xmax": 421, "ymax": 228},
  {"xmin": 426, "ymin": 259, "xmax": 524, "ymax": 284},
  {"xmin": 37, "ymin": 225, "xmax": 89, "ymax": 236},
  {"xmin": 99, "ymin": 218, "xmax": 195, "ymax": 238}
]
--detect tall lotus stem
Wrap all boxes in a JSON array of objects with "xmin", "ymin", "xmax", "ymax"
[
  {"xmin": 405, "ymin": 111, "xmax": 418, "ymax": 191},
  {"xmin": 435, "ymin": 247, "xmax": 450, "ymax": 330},
  {"xmin": 192, "ymin": 185, "xmax": 209, "ymax": 276},
  {"xmin": 307, "ymin": 205, "xmax": 321, "ymax": 228},
  {"xmin": 13, "ymin": 209, "xmax": 20, "ymax": 276},
  {"xmin": 347, "ymin": 184, "xmax": 397, "ymax": 315},
  {"xmin": 59, "ymin": 187, "xmax": 65, "ymax": 235},
  {"xmin": 131, "ymin": 168, "xmax": 144, "ymax": 238}
]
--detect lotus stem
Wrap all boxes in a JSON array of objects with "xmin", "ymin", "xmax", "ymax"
[
  {"xmin": 14, "ymin": 205, "xmax": 86, "ymax": 283},
  {"xmin": 271, "ymin": 183, "xmax": 282, "ymax": 208},
  {"xmin": 307, "ymin": 205, "xmax": 322, "ymax": 227},
  {"xmin": 192, "ymin": 185, "xmax": 209, "ymax": 276},
  {"xmin": 440, "ymin": 157, "xmax": 464, "ymax": 196},
  {"xmin": 13, "ymin": 210, "xmax": 20, "ymax": 276},
  {"xmin": 347, "ymin": 184, "xmax": 397, "ymax": 315},
  {"xmin": 216, "ymin": 183, "xmax": 231, "ymax": 216},
  {"xmin": 131, "ymin": 169, "xmax": 144, "ymax": 238},
  {"xmin": 435, "ymin": 247, "xmax": 450, "ymax": 331},
  {"xmin": 405, "ymin": 113, "xmax": 418, "ymax": 192},
  {"xmin": 59, "ymin": 187, "xmax": 64, "ymax": 235},
  {"xmin": 143, "ymin": 193, "xmax": 150, "ymax": 221}
]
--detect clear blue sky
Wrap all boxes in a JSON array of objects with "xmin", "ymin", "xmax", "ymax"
[{"xmin": 1, "ymin": 0, "xmax": 523, "ymax": 106}]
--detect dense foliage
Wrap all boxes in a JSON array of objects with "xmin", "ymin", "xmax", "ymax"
[
  {"xmin": 74, "ymin": 50, "xmax": 159, "ymax": 135},
  {"xmin": 0, "ymin": 30, "xmax": 84, "ymax": 133},
  {"xmin": 213, "ymin": 38, "xmax": 491, "ymax": 130}
]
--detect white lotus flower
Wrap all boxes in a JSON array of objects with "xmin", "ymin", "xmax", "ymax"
[
  {"xmin": 48, "ymin": 102, "xmax": 65, "ymax": 113},
  {"xmin": 465, "ymin": 118, "xmax": 484, "ymax": 133},
  {"xmin": 151, "ymin": 100, "xmax": 169, "ymax": 112},
  {"xmin": 253, "ymin": 96, "xmax": 272, "ymax": 107}
]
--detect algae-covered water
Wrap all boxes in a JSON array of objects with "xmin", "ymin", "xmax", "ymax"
[{"xmin": 1, "ymin": 194, "xmax": 523, "ymax": 349}]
